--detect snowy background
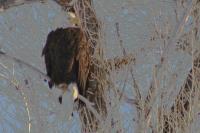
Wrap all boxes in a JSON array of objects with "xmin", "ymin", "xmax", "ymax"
[{"xmin": 0, "ymin": 0, "xmax": 194, "ymax": 132}]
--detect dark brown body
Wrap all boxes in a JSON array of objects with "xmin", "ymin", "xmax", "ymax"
[{"xmin": 42, "ymin": 27, "xmax": 81, "ymax": 89}]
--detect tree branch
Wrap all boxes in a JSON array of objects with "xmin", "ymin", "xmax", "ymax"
[
  {"xmin": 0, "ymin": 52, "xmax": 50, "ymax": 81},
  {"xmin": 0, "ymin": 0, "xmax": 46, "ymax": 11},
  {"xmin": 78, "ymin": 95, "xmax": 103, "ymax": 122}
]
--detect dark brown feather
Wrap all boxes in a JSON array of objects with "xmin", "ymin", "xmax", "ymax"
[{"xmin": 42, "ymin": 27, "xmax": 81, "ymax": 89}]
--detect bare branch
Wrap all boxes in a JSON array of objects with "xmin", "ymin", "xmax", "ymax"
[
  {"xmin": 160, "ymin": 0, "xmax": 195, "ymax": 65},
  {"xmin": 0, "ymin": 0, "xmax": 45, "ymax": 11},
  {"xmin": 78, "ymin": 94, "xmax": 103, "ymax": 122},
  {"xmin": 0, "ymin": 65, "xmax": 32, "ymax": 132},
  {"xmin": 0, "ymin": 52, "xmax": 50, "ymax": 81}
]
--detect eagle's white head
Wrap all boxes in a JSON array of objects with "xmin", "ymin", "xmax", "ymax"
[{"xmin": 58, "ymin": 83, "xmax": 79, "ymax": 104}]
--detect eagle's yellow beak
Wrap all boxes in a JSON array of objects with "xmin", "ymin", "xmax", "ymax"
[{"xmin": 72, "ymin": 84, "xmax": 79, "ymax": 100}]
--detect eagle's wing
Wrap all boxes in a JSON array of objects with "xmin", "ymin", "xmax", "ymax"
[
  {"xmin": 42, "ymin": 31, "xmax": 56, "ymax": 88},
  {"xmin": 76, "ymin": 31, "xmax": 90, "ymax": 94},
  {"xmin": 43, "ymin": 28, "xmax": 81, "ymax": 86}
]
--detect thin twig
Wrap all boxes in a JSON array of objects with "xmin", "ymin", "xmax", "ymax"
[
  {"xmin": 0, "ymin": 53, "xmax": 50, "ymax": 81},
  {"xmin": 0, "ymin": 0, "xmax": 45, "ymax": 11},
  {"xmin": 160, "ymin": 0, "xmax": 194, "ymax": 65},
  {"xmin": 0, "ymin": 67, "xmax": 31, "ymax": 132},
  {"xmin": 78, "ymin": 94, "xmax": 102, "ymax": 122},
  {"xmin": 147, "ymin": 0, "xmax": 195, "ymax": 110}
]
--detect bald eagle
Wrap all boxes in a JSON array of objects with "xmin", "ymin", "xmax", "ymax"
[
  {"xmin": 42, "ymin": 27, "xmax": 108, "ymax": 131},
  {"xmin": 42, "ymin": 27, "xmax": 89, "ymax": 104}
]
